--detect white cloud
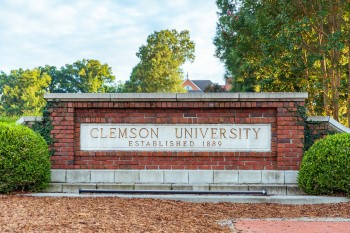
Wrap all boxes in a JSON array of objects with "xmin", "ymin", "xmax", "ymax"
[{"xmin": 0, "ymin": 0, "xmax": 225, "ymax": 84}]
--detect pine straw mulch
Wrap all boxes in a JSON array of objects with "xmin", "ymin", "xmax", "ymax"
[{"xmin": 0, "ymin": 195, "xmax": 349, "ymax": 232}]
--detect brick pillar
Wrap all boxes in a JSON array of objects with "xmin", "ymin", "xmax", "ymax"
[
  {"xmin": 276, "ymin": 101, "xmax": 304, "ymax": 170},
  {"xmin": 50, "ymin": 102, "xmax": 75, "ymax": 169}
]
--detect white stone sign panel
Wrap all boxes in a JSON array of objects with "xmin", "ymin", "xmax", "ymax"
[{"xmin": 80, "ymin": 124, "xmax": 271, "ymax": 152}]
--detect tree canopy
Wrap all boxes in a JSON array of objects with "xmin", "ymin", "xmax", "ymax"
[
  {"xmin": 42, "ymin": 59, "xmax": 116, "ymax": 93},
  {"xmin": 0, "ymin": 59, "xmax": 117, "ymax": 116},
  {"xmin": 0, "ymin": 68, "xmax": 51, "ymax": 116},
  {"xmin": 124, "ymin": 29, "xmax": 195, "ymax": 93},
  {"xmin": 214, "ymin": 0, "xmax": 350, "ymax": 125}
]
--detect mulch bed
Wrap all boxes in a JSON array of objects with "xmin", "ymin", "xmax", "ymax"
[{"xmin": 1, "ymin": 195, "xmax": 349, "ymax": 232}]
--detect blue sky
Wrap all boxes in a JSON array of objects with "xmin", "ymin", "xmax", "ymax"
[{"xmin": 0, "ymin": 0, "xmax": 226, "ymax": 84}]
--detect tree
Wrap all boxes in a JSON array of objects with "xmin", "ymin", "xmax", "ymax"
[
  {"xmin": 214, "ymin": 0, "xmax": 350, "ymax": 125},
  {"xmin": 43, "ymin": 59, "xmax": 116, "ymax": 93},
  {"xmin": 204, "ymin": 83, "xmax": 227, "ymax": 92},
  {"xmin": 0, "ymin": 68, "xmax": 51, "ymax": 116},
  {"xmin": 124, "ymin": 29, "xmax": 195, "ymax": 93}
]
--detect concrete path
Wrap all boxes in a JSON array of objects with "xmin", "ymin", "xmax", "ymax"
[
  {"xmin": 221, "ymin": 218, "xmax": 350, "ymax": 233},
  {"xmin": 27, "ymin": 193, "xmax": 350, "ymax": 205}
]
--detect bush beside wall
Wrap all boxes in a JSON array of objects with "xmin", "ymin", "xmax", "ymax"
[
  {"xmin": 298, "ymin": 133, "xmax": 350, "ymax": 195},
  {"xmin": 0, "ymin": 122, "xmax": 51, "ymax": 193}
]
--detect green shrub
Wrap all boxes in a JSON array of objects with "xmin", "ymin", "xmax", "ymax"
[
  {"xmin": 0, "ymin": 122, "xmax": 51, "ymax": 193},
  {"xmin": 298, "ymin": 133, "xmax": 350, "ymax": 195},
  {"xmin": 0, "ymin": 115, "xmax": 19, "ymax": 123}
]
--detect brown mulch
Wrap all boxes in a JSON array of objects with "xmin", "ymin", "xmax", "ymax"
[{"xmin": 0, "ymin": 195, "xmax": 349, "ymax": 232}]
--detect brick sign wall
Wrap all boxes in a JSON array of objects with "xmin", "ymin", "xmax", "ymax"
[{"xmin": 46, "ymin": 93, "xmax": 307, "ymax": 171}]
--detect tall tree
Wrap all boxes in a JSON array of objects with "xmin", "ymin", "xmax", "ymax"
[
  {"xmin": 0, "ymin": 68, "xmax": 51, "ymax": 116},
  {"xmin": 124, "ymin": 29, "xmax": 195, "ymax": 93},
  {"xmin": 43, "ymin": 59, "xmax": 116, "ymax": 93},
  {"xmin": 214, "ymin": 0, "xmax": 350, "ymax": 125}
]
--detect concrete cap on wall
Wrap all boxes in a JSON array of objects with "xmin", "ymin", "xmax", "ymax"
[
  {"xmin": 16, "ymin": 116, "xmax": 43, "ymax": 125},
  {"xmin": 307, "ymin": 116, "xmax": 350, "ymax": 133},
  {"xmin": 44, "ymin": 92, "xmax": 308, "ymax": 102},
  {"xmin": 44, "ymin": 93, "xmax": 111, "ymax": 102},
  {"xmin": 110, "ymin": 93, "xmax": 177, "ymax": 101}
]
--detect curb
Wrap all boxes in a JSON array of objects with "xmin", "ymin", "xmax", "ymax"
[{"xmin": 25, "ymin": 193, "xmax": 350, "ymax": 205}]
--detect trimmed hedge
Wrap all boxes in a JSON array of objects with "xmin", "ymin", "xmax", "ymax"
[
  {"xmin": 0, "ymin": 122, "xmax": 51, "ymax": 193},
  {"xmin": 298, "ymin": 133, "xmax": 350, "ymax": 195}
]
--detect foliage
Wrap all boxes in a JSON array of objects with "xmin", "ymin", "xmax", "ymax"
[
  {"xmin": 124, "ymin": 29, "xmax": 195, "ymax": 93},
  {"xmin": 31, "ymin": 101, "xmax": 55, "ymax": 146},
  {"xmin": 0, "ymin": 68, "xmax": 51, "ymax": 116},
  {"xmin": 0, "ymin": 122, "xmax": 51, "ymax": 193},
  {"xmin": 42, "ymin": 59, "xmax": 116, "ymax": 93},
  {"xmin": 0, "ymin": 59, "xmax": 117, "ymax": 116},
  {"xmin": 204, "ymin": 83, "xmax": 227, "ymax": 92},
  {"xmin": 294, "ymin": 105, "xmax": 335, "ymax": 152},
  {"xmin": 0, "ymin": 114, "xmax": 19, "ymax": 123},
  {"xmin": 214, "ymin": 0, "xmax": 350, "ymax": 126},
  {"xmin": 298, "ymin": 133, "xmax": 350, "ymax": 195}
]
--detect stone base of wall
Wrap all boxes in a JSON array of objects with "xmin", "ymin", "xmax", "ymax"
[{"xmin": 46, "ymin": 169, "xmax": 304, "ymax": 196}]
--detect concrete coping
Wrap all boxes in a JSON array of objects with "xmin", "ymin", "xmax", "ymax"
[
  {"xmin": 16, "ymin": 116, "xmax": 43, "ymax": 125},
  {"xmin": 44, "ymin": 92, "xmax": 308, "ymax": 102},
  {"xmin": 307, "ymin": 116, "xmax": 350, "ymax": 133}
]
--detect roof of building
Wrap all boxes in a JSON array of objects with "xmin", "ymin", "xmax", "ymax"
[{"xmin": 191, "ymin": 80, "xmax": 213, "ymax": 91}]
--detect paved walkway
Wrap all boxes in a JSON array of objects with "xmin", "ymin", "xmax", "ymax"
[
  {"xmin": 221, "ymin": 218, "xmax": 350, "ymax": 233},
  {"xmin": 27, "ymin": 193, "xmax": 350, "ymax": 205}
]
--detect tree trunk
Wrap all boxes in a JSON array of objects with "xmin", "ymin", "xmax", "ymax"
[
  {"xmin": 317, "ymin": 3, "xmax": 330, "ymax": 116},
  {"xmin": 319, "ymin": 42, "xmax": 330, "ymax": 116}
]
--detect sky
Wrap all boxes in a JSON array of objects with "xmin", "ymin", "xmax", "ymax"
[{"xmin": 0, "ymin": 0, "xmax": 226, "ymax": 84}]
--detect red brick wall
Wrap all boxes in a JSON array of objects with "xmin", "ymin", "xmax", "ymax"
[{"xmin": 48, "ymin": 99, "xmax": 304, "ymax": 170}]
